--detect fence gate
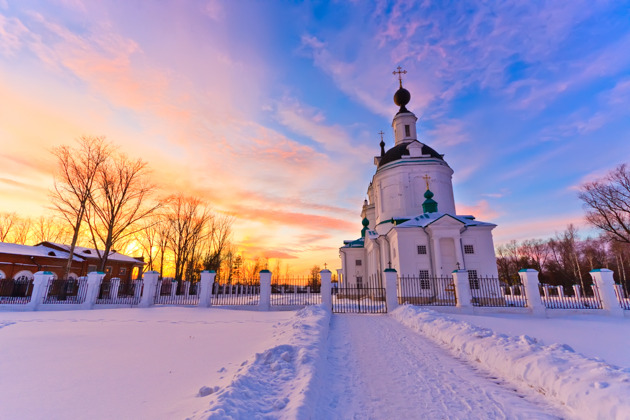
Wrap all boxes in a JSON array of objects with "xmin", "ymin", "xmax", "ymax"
[{"xmin": 332, "ymin": 274, "xmax": 387, "ymax": 314}]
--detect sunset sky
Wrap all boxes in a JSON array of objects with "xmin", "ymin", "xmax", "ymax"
[{"xmin": 1, "ymin": 1, "xmax": 630, "ymax": 273}]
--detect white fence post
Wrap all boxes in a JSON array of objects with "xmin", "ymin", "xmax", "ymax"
[
  {"xmin": 573, "ymin": 284, "xmax": 582, "ymax": 299},
  {"xmin": 183, "ymin": 281, "xmax": 191, "ymax": 296},
  {"xmin": 81, "ymin": 272, "xmax": 105, "ymax": 310},
  {"xmin": 452, "ymin": 270, "xmax": 473, "ymax": 313},
  {"xmin": 384, "ymin": 268, "xmax": 399, "ymax": 312},
  {"xmin": 27, "ymin": 271, "xmax": 54, "ymax": 310},
  {"xmin": 170, "ymin": 280, "xmax": 178, "ymax": 298},
  {"xmin": 519, "ymin": 269, "xmax": 546, "ymax": 316},
  {"xmin": 139, "ymin": 271, "xmax": 159, "ymax": 308},
  {"xmin": 259, "ymin": 270, "xmax": 271, "ymax": 311},
  {"xmin": 590, "ymin": 269, "xmax": 623, "ymax": 317},
  {"xmin": 198, "ymin": 270, "xmax": 216, "ymax": 307},
  {"xmin": 320, "ymin": 269, "xmax": 332, "ymax": 310},
  {"xmin": 110, "ymin": 277, "xmax": 121, "ymax": 300}
]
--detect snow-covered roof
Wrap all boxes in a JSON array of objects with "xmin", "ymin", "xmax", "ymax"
[
  {"xmin": 0, "ymin": 242, "xmax": 81, "ymax": 261},
  {"xmin": 40, "ymin": 242, "xmax": 144, "ymax": 264},
  {"xmin": 396, "ymin": 212, "xmax": 496, "ymax": 228},
  {"xmin": 341, "ymin": 237, "xmax": 365, "ymax": 248}
]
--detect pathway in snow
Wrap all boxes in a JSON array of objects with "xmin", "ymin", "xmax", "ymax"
[{"xmin": 315, "ymin": 315, "xmax": 567, "ymax": 420}]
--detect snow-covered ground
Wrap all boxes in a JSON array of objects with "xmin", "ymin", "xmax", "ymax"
[
  {"xmin": 445, "ymin": 311, "xmax": 630, "ymax": 368},
  {"xmin": 315, "ymin": 314, "xmax": 565, "ymax": 419},
  {"xmin": 2, "ymin": 305, "xmax": 629, "ymax": 419},
  {"xmin": 393, "ymin": 306, "xmax": 630, "ymax": 420},
  {"xmin": 0, "ymin": 308, "xmax": 295, "ymax": 420}
]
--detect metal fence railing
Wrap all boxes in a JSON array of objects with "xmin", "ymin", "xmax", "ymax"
[
  {"xmin": 332, "ymin": 274, "xmax": 387, "ymax": 313},
  {"xmin": 0, "ymin": 278, "xmax": 33, "ymax": 304},
  {"xmin": 397, "ymin": 275, "xmax": 457, "ymax": 306},
  {"xmin": 95, "ymin": 278, "xmax": 143, "ymax": 305},
  {"xmin": 211, "ymin": 282, "xmax": 260, "ymax": 306},
  {"xmin": 540, "ymin": 283, "xmax": 602, "ymax": 309},
  {"xmin": 470, "ymin": 276, "xmax": 527, "ymax": 307},
  {"xmin": 614, "ymin": 284, "xmax": 630, "ymax": 310},
  {"xmin": 154, "ymin": 279, "xmax": 200, "ymax": 305},
  {"xmin": 43, "ymin": 277, "xmax": 88, "ymax": 304},
  {"xmin": 271, "ymin": 276, "xmax": 321, "ymax": 306}
]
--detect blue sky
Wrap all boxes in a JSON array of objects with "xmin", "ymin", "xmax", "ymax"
[{"xmin": 1, "ymin": 0, "xmax": 629, "ymax": 271}]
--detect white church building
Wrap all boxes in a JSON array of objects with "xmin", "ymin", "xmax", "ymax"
[{"xmin": 339, "ymin": 74, "xmax": 499, "ymax": 287}]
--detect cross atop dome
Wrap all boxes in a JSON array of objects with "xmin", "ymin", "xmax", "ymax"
[
  {"xmin": 392, "ymin": 66, "xmax": 411, "ymax": 114},
  {"xmin": 392, "ymin": 66, "xmax": 407, "ymax": 88}
]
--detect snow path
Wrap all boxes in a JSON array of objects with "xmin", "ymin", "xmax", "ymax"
[{"xmin": 315, "ymin": 315, "xmax": 565, "ymax": 420}]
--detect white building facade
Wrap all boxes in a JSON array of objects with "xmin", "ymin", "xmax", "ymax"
[{"xmin": 339, "ymin": 80, "xmax": 499, "ymax": 287}]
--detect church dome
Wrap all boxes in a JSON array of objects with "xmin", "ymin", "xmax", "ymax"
[
  {"xmin": 378, "ymin": 140, "xmax": 444, "ymax": 168},
  {"xmin": 393, "ymin": 87, "xmax": 410, "ymax": 107}
]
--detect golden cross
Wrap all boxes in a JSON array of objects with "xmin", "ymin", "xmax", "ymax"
[
  {"xmin": 393, "ymin": 66, "xmax": 407, "ymax": 87},
  {"xmin": 422, "ymin": 174, "xmax": 431, "ymax": 190},
  {"xmin": 378, "ymin": 130, "xmax": 385, "ymax": 142}
]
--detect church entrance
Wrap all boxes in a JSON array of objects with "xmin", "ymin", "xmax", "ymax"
[
  {"xmin": 439, "ymin": 238, "xmax": 458, "ymax": 276},
  {"xmin": 332, "ymin": 274, "xmax": 387, "ymax": 313}
]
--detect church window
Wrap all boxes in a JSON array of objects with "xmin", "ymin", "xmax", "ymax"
[
  {"xmin": 419, "ymin": 270, "xmax": 430, "ymax": 289},
  {"xmin": 464, "ymin": 245, "xmax": 475, "ymax": 254},
  {"xmin": 356, "ymin": 276, "xmax": 363, "ymax": 289},
  {"xmin": 355, "ymin": 259, "xmax": 362, "ymax": 266},
  {"xmin": 468, "ymin": 270, "xmax": 479, "ymax": 289},
  {"xmin": 405, "ymin": 125, "xmax": 410, "ymax": 137},
  {"xmin": 417, "ymin": 245, "xmax": 427, "ymax": 255}
]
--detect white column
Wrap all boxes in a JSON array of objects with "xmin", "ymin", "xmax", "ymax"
[
  {"xmin": 518, "ymin": 269, "xmax": 545, "ymax": 316},
  {"xmin": 110, "ymin": 278, "xmax": 121, "ymax": 300},
  {"xmin": 320, "ymin": 269, "xmax": 332, "ymax": 310},
  {"xmin": 81, "ymin": 271, "xmax": 105, "ymax": 310},
  {"xmin": 590, "ymin": 269, "xmax": 623, "ymax": 317},
  {"xmin": 198, "ymin": 270, "xmax": 216, "ymax": 307},
  {"xmin": 139, "ymin": 271, "xmax": 159, "ymax": 308},
  {"xmin": 259, "ymin": 270, "xmax": 271, "ymax": 311},
  {"xmin": 452, "ymin": 270, "xmax": 472, "ymax": 313},
  {"xmin": 384, "ymin": 268, "xmax": 399, "ymax": 312},
  {"xmin": 27, "ymin": 271, "xmax": 54, "ymax": 310}
]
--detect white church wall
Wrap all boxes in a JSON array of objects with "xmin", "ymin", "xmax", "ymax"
[
  {"xmin": 340, "ymin": 247, "xmax": 367, "ymax": 288},
  {"xmin": 374, "ymin": 163, "xmax": 456, "ymax": 224},
  {"xmin": 391, "ymin": 228, "xmax": 432, "ymax": 276},
  {"xmin": 461, "ymin": 227, "xmax": 499, "ymax": 277}
]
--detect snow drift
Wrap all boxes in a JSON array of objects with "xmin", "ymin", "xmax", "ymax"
[
  {"xmin": 191, "ymin": 305, "xmax": 330, "ymax": 420},
  {"xmin": 392, "ymin": 305, "xmax": 630, "ymax": 420}
]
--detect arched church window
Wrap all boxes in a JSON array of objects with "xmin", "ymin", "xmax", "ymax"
[{"xmin": 405, "ymin": 125, "xmax": 410, "ymax": 137}]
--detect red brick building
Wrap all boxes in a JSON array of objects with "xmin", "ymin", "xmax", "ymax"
[{"xmin": 0, "ymin": 241, "xmax": 144, "ymax": 281}]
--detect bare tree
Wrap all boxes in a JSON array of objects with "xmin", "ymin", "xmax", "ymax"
[
  {"xmin": 0, "ymin": 212, "xmax": 18, "ymax": 242},
  {"xmin": 51, "ymin": 136, "xmax": 111, "ymax": 277},
  {"xmin": 164, "ymin": 195, "xmax": 212, "ymax": 281},
  {"xmin": 203, "ymin": 214, "xmax": 233, "ymax": 275},
  {"xmin": 31, "ymin": 216, "xmax": 71, "ymax": 244},
  {"xmin": 579, "ymin": 164, "xmax": 630, "ymax": 243},
  {"xmin": 85, "ymin": 152, "xmax": 158, "ymax": 271},
  {"xmin": 134, "ymin": 215, "xmax": 165, "ymax": 272},
  {"xmin": 10, "ymin": 217, "xmax": 32, "ymax": 245}
]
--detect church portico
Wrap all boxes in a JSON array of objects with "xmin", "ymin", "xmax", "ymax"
[{"xmin": 340, "ymin": 69, "xmax": 499, "ymax": 285}]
